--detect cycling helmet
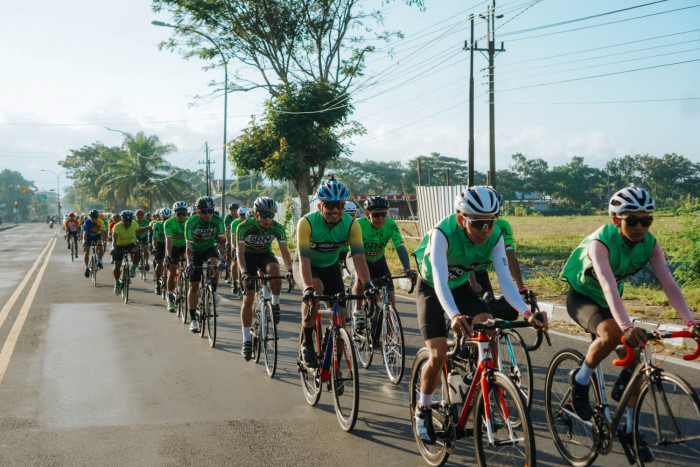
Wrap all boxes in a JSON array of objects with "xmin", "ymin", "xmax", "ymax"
[
  {"xmin": 609, "ymin": 187, "xmax": 655, "ymax": 216},
  {"xmin": 69, "ymin": 212, "xmax": 75, "ymax": 218},
  {"xmin": 88, "ymin": 209, "xmax": 99, "ymax": 218},
  {"xmin": 238, "ymin": 207, "xmax": 249, "ymax": 216},
  {"xmin": 317, "ymin": 175, "xmax": 349, "ymax": 202},
  {"xmin": 196, "ymin": 196, "xmax": 215, "ymax": 210},
  {"xmin": 172, "ymin": 201, "xmax": 188, "ymax": 211},
  {"xmin": 454, "ymin": 186, "xmax": 500, "ymax": 216},
  {"xmin": 253, "ymin": 196, "xmax": 277, "ymax": 213},
  {"xmin": 135, "ymin": 209, "xmax": 145, "ymax": 217},
  {"xmin": 228, "ymin": 203, "xmax": 239, "ymax": 210},
  {"xmin": 364, "ymin": 196, "xmax": 389, "ymax": 211},
  {"xmin": 160, "ymin": 208, "xmax": 173, "ymax": 218},
  {"xmin": 246, "ymin": 210, "xmax": 255, "ymax": 218},
  {"xmin": 344, "ymin": 201, "xmax": 358, "ymax": 215},
  {"xmin": 120, "ymin": 210, "xmax": 134, "ymax": 222},
  {"xmin": 483, "ymin": 186, "xmax": 503, "ymax": 208}
]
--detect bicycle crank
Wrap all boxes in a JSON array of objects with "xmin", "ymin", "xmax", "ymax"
[{"xmin": 592, "ymin": 405, "xmax": 613, "ymax": 455}]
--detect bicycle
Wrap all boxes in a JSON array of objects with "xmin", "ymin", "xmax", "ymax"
[
  {"xmin": 174, "ymin": 258, "xmax": 188, "ymax": 323},
  {"xmin": 69, "ymin": 234, "xmax": 77, "ymax": 261},
  {"xmin": 409, "ymin": 318, "xmax": 536, "ymax": 467},
  {"xmin": 195, "ymin": 260, "xmax": 217, "ymax": 348},
  {"xmin": 544, "ymin": 329, "xmax": 700, "ymax": 466},
  {"xmin": 353, "ymin": 274, "xmax": 415, "ymax": 385},
  {"xmin": 137, "ymin": 241, "xmax": 147, "ymax": 282},
  {"xmin": 297, "ymin": 292, "xmax": 364, "ymax": 432},
  {"xmin": 249, "ymin": 274, "xmax": 294, "ymax": 378},
  {"xmin": 120, "ymin": 253, "xmax": 131, "ymax": 304},
  {"xmin": 159, "ymin": 257, "xmax": 169, "ymax": 301},
  {"xmin": 88, "ymin": 241, "xmax": 99, "ymax": 287}
]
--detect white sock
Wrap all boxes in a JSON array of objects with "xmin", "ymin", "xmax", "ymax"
[
  {"xmin": 242, "ymin": 327, "xmax": 251, "ymax": 342},
  {"xmin": 575, "ymin": 362, "xmax": 595, "ymax": 385},
  {"xmin": 271, "ymin": 294, "xmax": 280, "ymax": 306},
  {"xmin": 626, "ymin": 407, "xmax": 634, "ymax": 433},
  {"xmin": 420, "ymin": 391, "xmax": 432, "ymax": 409}
]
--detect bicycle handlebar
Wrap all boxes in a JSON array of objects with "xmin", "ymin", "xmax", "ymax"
[
  {"xmin": 249, "ymin": 274, "xmax": 294, "ymax": 294},
  {"xmin": 370, "ymin": 273, "xmax": 417, "ymax": 294},
  {"xmin": 614, "ymin": 330, "xmax": 700, "ymax": 366}
]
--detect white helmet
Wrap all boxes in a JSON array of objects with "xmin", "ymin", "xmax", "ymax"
[
  {"xmin": 238, "ymin": 207, "xmax": 249, "ymax": 216},
  {"xmin": 172, "ymin": 201, "xmax": 188, "ymax": 211},
  {"xmin": 160, "ymin": 208, "xmax": 172, "ymax": 218},
  {"xmin": 344, "ymin": 201, "xmax": 358, "ymax": 215},
  {"xmin": 609, "ymin": 187, "xmax": 655, "ymax": 216},
  {"xmin": 455, "ymin": 186, "xmax": 500, "ymax": 216}
]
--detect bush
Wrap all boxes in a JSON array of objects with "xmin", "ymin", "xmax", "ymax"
[{"xmin": 662, "ymin": 199, "xmax": 699, "ymax": 287}]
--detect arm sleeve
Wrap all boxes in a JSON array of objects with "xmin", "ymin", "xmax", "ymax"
[
  {"xmin": 491, "ymin": 237, "xmax": 528, "ymax": 314},
  {"xmin": 296, "ymin": 218, "xmax": 312, "ymax": 259},
  {"xmin": 648, "ymin": 241, "xmax": 695, "ymax": 324},
  {"xmin": 348, "ymin": 220, "xmax": 364, "ymax": 256},
  {"xmin": 589, "ymin": 240, "xmax": 633, "ymax": 331},
  {"xmin": 430, "ymin": 229, "xmax": 461, "ymax": 320}
]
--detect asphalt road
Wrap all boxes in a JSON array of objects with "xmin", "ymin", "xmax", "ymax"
[{"xmin": 0, "ymin": 224, "xmax": 697, "ymax": 466}]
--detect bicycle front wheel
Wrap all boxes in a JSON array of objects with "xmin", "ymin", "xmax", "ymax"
[
  {"xmin": 353, "ymin": 306, "xmax": 373, "ymax": 369},
  {"xmin": 121, "ymin": 264, "xmax": 130, "ymax": 304},
  {"xmin": 544, "ymin": 348, "xmax": 600, "ymax": 467},
  {"xmin": 298, "ymin": 327, "xmax": 321, "ymax": 406},
  {"xmin": 498, "ymin": 329, "xmax": 533, "ymax": 411},
  {"xmin": 90, "ymin": 255, "xmax": 98, "ymax": 287},
  {"xmin": 634, "ymin": 371, "xmax": 700, "ymax": 466},
  {"xmin": 474, "ymin": 371, "xmax": 536, "ymax": 467},
  {"xmin": 332, "ymin": 326, "xmax": 360, "ymax": 432},
  {"xmin": 251, "ymin": 309, "xmax": 261, "ymax": 363},
  {"xmin": 201, "ymin": 286, "xmax": 216, "ymax": 347},
  {"xmin": 177, "ymin": 274, "xmax": 188, "ymax": 323},
  {"xmin": 140, "ymin": 253, "xmax": 147, "ymax": 281},
  {"xmin": 262, "ymin": 301, "xmax": 277, "ymax": 378},
  {"xmin": 382, "ymin": 304, "xmax": 405, "ymax": 385}
]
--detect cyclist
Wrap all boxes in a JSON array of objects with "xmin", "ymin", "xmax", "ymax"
[
  {"xmin": 561, "ymin": 186, "xmax": 699, "ymax": 458},
  {"xmin": 412, "ymin": 186, "xmax": 546, "ymax": 444},
  {"xmin": 338, "ymin": 201, "xmax": 357, "ymax": 274},
  {"xmin": 237, "ymin": 197, "xmax": 294, "ymax": 360},
  {"xmin": 64, "ymin": 212, "xmax": 80, "ymax": 251},
  {"xmin": 111, "ymin": 210, "xmax": 151, "ymax": 295},
  {"xmin": 224, "ymin": 203, "xmax": 240, "ymax": 289},
  {"xmin": 164, "ymin": 202, "xmax": 189, "ymax": 312},
  {"xmin": 152, "ymin": 208, "xmax": 172, "ymax": 295},
  {"xmin": 134, "ymin": 209, "xmax": 151, "ymax": 272},
  {"xmin": 184, "ymin": 196, "xmax": 227, "ymax": 333},
  {"xmin": 348, "ymin": 196, "xmax": 416, "ymax": 331},
  {"xmin": 82, "ymin": 209, "xmax": 105, "ymax": 277},
  {"xmin": 293, "ymin": 176, "xmax": 376, "ymax": 368}
]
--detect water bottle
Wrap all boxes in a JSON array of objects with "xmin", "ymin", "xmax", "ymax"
[
  {"xmin": 448, "ymin": 371, "xmax": 470, "ymax": 404},
  {"xmin": 611, "ymin": 368, "xmax": 633, "ymax": 402}
]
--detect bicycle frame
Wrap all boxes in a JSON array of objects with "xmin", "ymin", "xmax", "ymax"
[{"xmin": 314, "ymin": 294, "xmax": 364, "ymax": 381}]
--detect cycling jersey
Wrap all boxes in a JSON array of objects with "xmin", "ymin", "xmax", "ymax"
[
  {"xmin": 224, "ymin": 213, "xmax": 236, "ymax": 230},
  {"xmin": 237, "ymin": 218, "xmax": 286, "ymax": 254},
  {"xmin": 413, "ymin": 214, "xmax": 503, "ymax": 290},
  {"xmin": 163, "ymin": 217, "xmax": 186, "ymax": 248},
  {"xmin": 82, "ymin": 218, "xmax": 103, "ymax": 240},
  {"xmin": 474, "ymin": 218, "xmax": 515, "ymax": 272},
  {"xmin": 152, "ymin": 221, "xmax": 166, "ymax": 244},
  {"xmin": 561, "ymin": 222, "xmax": 656, "ymax": 308},
  {"xmin": 296, "ymin": 211, "xmax": 363, "ymax": 268},
  {"xmin": 185, "ymin": 214, "xmax": 225, "ymax": 252},
  {"xmin": 357, "ymin": 216, "xmax": 410, "ymax": 269},
  {"xmin": 135, "ymin": 218, "xmax": 150, "ymax": 241},
  {"xmin": 113, "ymin": 221, "xmax": 138, "ymax": 246},
  {"xmin": 65, "ymin": 219, "xmax": 80, "ymax": 233}
]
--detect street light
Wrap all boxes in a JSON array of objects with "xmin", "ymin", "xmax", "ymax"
[
  {"xmin": 41, "ymin": 169, "xmax": 61, "ymax": 218},
  {"xmin": 152, "ymin": 20, "xmax": 229, "ymax": 213}
]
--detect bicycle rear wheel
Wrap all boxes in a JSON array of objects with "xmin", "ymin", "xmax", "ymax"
[
  {"xmin": 298, "ymin": 327, "xmax": 321, "ymax": 406},
  {"xmin": 382, "ymin": 304, "xmax": 405, "ymax": 385},
  {"xmin": 634, "ymin": 371, "xmax": 700, "ymax": 466},
  {"xmin": 331, "ymin": 326, "xmax": 359, "ymax": 432},
  {"xmin": 262, "ymin": 301, "xmax": 277, "ymax": 378},
  {"xmin": 498, "ymin": 329, "xmax": 533, "ymax": 411},
  {"xmin": 353, "ymin": 304, "xmax": 373, "ymax": 369},
  {"xmin": 474, "ymin": 371, "xmax": 536, "ymax": 467},
  {"xmin": 409, "ymin": 347, "xmax": 451, "ymax": 467},
  {"xmin": 139, "ymin": 251, "xmax": 147, "ymax": 281},
  {"xmin": 544, "ymin": 349, "xmax": 600, "ymax": 466}
]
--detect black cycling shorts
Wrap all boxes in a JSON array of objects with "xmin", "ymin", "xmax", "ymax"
[
  {"xmin": 112, "ymin": 244, "xmax": 138, "ymax": 263},
  {"xmin": 566, "ymin": 287, "xmax": 613, "ymax": 335},
  {"xmin": 416, "ymin": 277, "xmax": 490, "ymax": 341},
  {"xmin": 190, "ymin": 246, "xmax": 220, "ymax": 283},
  {"xmin": 292, "ymin": 256, "xmax": 344, "ymax": 298},
  {"xmin": 244, "ymin": 252, "xmax": 279, "ymax": 275},
  {"xmin": 169, "ymin": 246, "xmax": 186, "ymax": 263},
  {"xmin": 366, "ymin": 256, "xmax": 394, "ymax": 292},
  {"xmin": 153, "ymin": 242, "xmax": 166, "ymax": 261}
]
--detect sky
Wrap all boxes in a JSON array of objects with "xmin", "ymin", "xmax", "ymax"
[{"xmin": 1, "ymin": 0, "xmax": 699, "ymax": 195}]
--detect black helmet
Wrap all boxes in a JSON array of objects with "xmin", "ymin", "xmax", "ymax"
[
  {"xmin": 196, "ymin": 196, "xmax": 215, "ymax": 210},
  {"xmin": 364, "ymin": 196, "xmax": 389, "ymax": 211},
  {"xmin": 88, "ymin": 209, "xmax": 99, "ymax": 218},
  {"xmin": 228, "ymin": 203, "xmax": 239, "ymax": 210},
  {"xmin": 120, "ymin": 210, "xmax": 134, "ymax": 222},
  {"xmin": 254, "ymin": 196, "xmax": 277, "ymax": 213}
]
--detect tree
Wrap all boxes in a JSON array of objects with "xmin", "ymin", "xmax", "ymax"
[
  {"xmin": 549, "ymin": 156, "xmax": 603, "ymax": 206},
  {"xmin": 509, "ymin": 153, "xmax": 550, "ymax": 196},
  {"xmin": 637, "ymin": 153, "xmax": 700, "ymax": 202},
  {"xmin": 0, "ymin": 170, "xmax": 37, "ymax": 222}
]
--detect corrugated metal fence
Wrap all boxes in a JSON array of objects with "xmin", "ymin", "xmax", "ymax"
[{"xmin": 416, "ymin": 185, "xmax": 468, "ymax": 237}]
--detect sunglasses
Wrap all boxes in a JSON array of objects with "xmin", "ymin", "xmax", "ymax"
[
  {"xmin": 199, "ymin": 209, "xmax": 214, "ymax": 215},
  {"xmin": 257, "ymin": 212, "xmax": 275, "ymax": 219},
  {"xmin": 464, "ymin": 217, "xmax": 497, "ymax": 230},
  {"xmin": 618, "ymin": 215, "xmax": 653, "ymax": 227},
  {"xmin": 322, "ymin": 201, "xmax": 345, "ymax": 211},
  {"xmin": 370, "ymin": 211, "xmax": 388, "ymax": 218},
  {"xmin": 176, "ymin": 211, "xmax": 188, "ymax": 217}
]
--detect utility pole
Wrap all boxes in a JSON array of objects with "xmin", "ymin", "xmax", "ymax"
[
  {"xmin": 199, "ymin": 142, "xmax": 215, "ymax": 196},
  {"xmin": 474, "ymin": 1, "xmax": 505, "ymax": 187},
  {"xmin": 465, "ymin": 14, "xmax": 475, "ymax": 187}
]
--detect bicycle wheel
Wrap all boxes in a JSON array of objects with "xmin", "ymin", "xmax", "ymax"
[
  {"xmin": 177, "ymin": 274, "xmax": 188, "ymax": 323},
  {"xmin": 262, "ymin": 301, "xmax": 277, "ymax": 378},
  {"xmin": 498, "ymin": 329, "xmax": 533, "ymax": 412},
  {"xmin": 298, "ymin": 327, "xmax": 321, "ymax": 406},
  {"xmin": 634, "ymin": 371, "xmax": 700, "ymax": 466},
  {"xmin": 353, "ymin": 304, "xmax": 373, "ymax": 369},
  {"xmin": 382, "ymin": 304, "xmax": 405, "ymax": 385},
  {"xmin": 70, "ymin": 241, "xmax": 75, "ymax": 261},
  {"xmin": 544, "ymin": 349, "xmax": 600, "ymax": 466},
  {"xmin": 161, "ymin": 268, "xmax": 168, "ymax": 300},
  {"xmin": 251, "ymin": 308, "xmax": 261, "ymax": 363},
  {"xmin": 409, "ymin": 347, "xmax": 451, "ymax": 467},
  {"xmin": 140, "ymin": 251, "xmax": 147, "ymax": 281},
  {"xmin": 90, "ymin": 254, "xmax": 97, "ymax": 287},
  {"xmin": 474, "ymin": 371, "xmax": 536, "ymax": 467},
  {"xmin": 201, "ymin": 286, "xmax": 216, "ymax": 347},
  {"xmin": 121, "ymin": 264, "xmax": 130, "ymax": 304},
  {"xmin": 331, "ymin": 326, "xmax": 359, "ymax": 432}
]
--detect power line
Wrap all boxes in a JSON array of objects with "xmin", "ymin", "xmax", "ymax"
[{"xmin": 498, "ymin": 97, "xmax": 700, "ymax": 105}]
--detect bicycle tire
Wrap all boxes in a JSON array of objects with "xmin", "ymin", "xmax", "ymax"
[
  {"xmin": 205, "ymin": 285, "xmax": 216, "ymax": 347},
  {"xmin": 70, "ymin": 240, "xmax": 75, "ymax": 261},
  {"xmin": 90, "ymin": 254, "xmax": 97, "ymax": 287},
  {"xmin": 262, "ymin": 301, "xmax": 277, "ymax": 378},
  {"xmin": 177, "ymin": 273, "xmax": 188, "ymax": 323},
  {"xmin": 161, "ymin": 267, "xmax": 168, "ymax": 300},
  {"xmin": 634, "ymin": 370, "xmax": 700, "ymax": 466},
  {"xmin": 140, "ymin": 249, "xmax": 147, "ymax": 282},
  {"xmin": 544, "ymin": 348, "xmax": 600, "ymax": 467},
  {"xmin": 331, "ymin": 326, "xmax": 360, "ymax": 432},
  {"xmin": 409, "ymin": 347, "xmax": 451, "ymax": 467},
  {"xmin": 474, "ymin": 371, "xmax": 536, "ymax": 467},
  {"xmin": 121, "ymin": 263, "xmax": 130, "ymax": 304},
  {"xmin": 382, "ymin": 304, "xmax": 405, "ymax": 385},
  {"xmin": 353, "ymin": 304, "xmax": 373, "ymax": 369},
  {"xmin": 252, "ymin": 307, "xmax": 262, "ymax": 363},
  {"xmin": 298, "ymin": 327, "xmax": 321, "ymax": 406},
  {"xmin": 498, "ymin": 328, "xmax": 533, "ymax": 413}
]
